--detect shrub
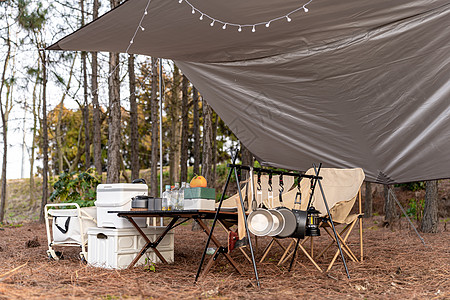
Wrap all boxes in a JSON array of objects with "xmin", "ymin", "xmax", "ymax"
[{"xmin": 49, "ymin": 170, "xmax": 100, "ymax": 207}]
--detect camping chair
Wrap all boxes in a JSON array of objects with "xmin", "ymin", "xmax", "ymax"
[
  {"xmin": 217, "ymin": 173, "xmax": 294, "ymax": 260},
  {"xmin": 277, "ymin": 168, "xmax": 365, "ymax": 272},
  {"xmin": 45, "ymin": 203, "xmax": 97, "ymax": 261}
]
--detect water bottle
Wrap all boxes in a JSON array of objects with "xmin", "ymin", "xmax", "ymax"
[
  {"xmin": 178, "ymin": 182, "xmax": 186, "ymax": 210},
  {"xmin": 171, "ymin": 183, "xmax": 179, "ymax": 210},
  {"xmin": 162, "ymin": 185, "xmax": 171, "ymax": 211}
]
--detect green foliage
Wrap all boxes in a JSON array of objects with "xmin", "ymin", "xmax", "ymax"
[
  {"xmin": 406, "ymin": 198, "xmax": 425, "ymax": 221},
  {"xmin": 17, "ymin": 0, "xmax": 48, "ymax": 32},
  {"xmin": 396, "ymin": 181, "xmax": 425, "ymax": 192},
  {"xmin": 144, "ymin": 258, "xmax": 156, "ymax": 272},
  {"xmin": 49, "ymin": 170, "xmax": 100, "ymax": 207}
]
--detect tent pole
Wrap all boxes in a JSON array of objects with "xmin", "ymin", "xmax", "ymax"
[
  {"xmin": 159, "ymin": 58, "xmax": 163, "ymax": 226},
  {"xmin": 313, "ymin": 163, "xmax": 350, "ymax": 279},
  {"xmin": 233, "ymin": 163, "xmax": 260, "ymax": 288},
  {"xmin": 195, "ymin": 148, "xmax": 238, "ymax": 282},
  {"xmin": 388, "ymin": 187, "xmax": 427, "ymax": 246}
]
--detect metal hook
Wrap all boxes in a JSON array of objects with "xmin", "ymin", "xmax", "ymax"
[
  {"xmin": 268, "ymin": 173, "xmax": 273, "ymax": 192},
  {"xmin": 257, "ymin": 172, "xmax": 262, "ymax": 191}
]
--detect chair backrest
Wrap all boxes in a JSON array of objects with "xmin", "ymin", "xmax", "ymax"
[
  {"xmin": 218, "ymin": 174, "xmax": 295, "ymax": 210},
  {"xmin": 303, "ymin": 168, "xmax": 365, "ymax": 223},
  {"xmin": 274, "ymin": 168, "xmax": 364, "ymax": 223}
]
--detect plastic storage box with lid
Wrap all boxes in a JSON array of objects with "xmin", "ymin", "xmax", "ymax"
[
  {"xmin": 95, "ymin": 183, "xmax": 148, "ymax": 228},
  {"xmin": 87, "ymin": 227, "xmax": 174, "ymax": 269}
]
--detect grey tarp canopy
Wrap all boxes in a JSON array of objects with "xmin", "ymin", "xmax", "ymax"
[{"xmin": 48, "ymin": 0, "xmax": 450, "ymax": 184}]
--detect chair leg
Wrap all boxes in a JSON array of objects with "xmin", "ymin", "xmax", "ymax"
[
  {"xmin": 359, "ymin": 216, "xmax": 363, "ymax": 262},
  {"xmin": 323, "ymin": 226, "xmax": 358, "ymax": 263},
  {"xmin": 326, "ymin": 220, "xmax": 359, "ymax": 271},
  {"xmin": 316, "ymin": 223, "xmax": 351, "ymax": 260},
  {"xmin": 298, "ymin": 243, "xmax": 322, "ymax": 272},
  {"xmin": 278, "ymin": 239, "xmax": 295, "ymax": 266},
  {"xmin": 239, "ymin": 247, "xmax": 253, "ymax": 263},
  {"xmin": 273, "ymin": 238, "xmax": 287, "ymax": 252},
  {"xmin": 260, "ymin": 239, "xmax": 275, "ymax": 263},
  {"xmin": 279, "ymin": 237, "xmax": 310, "ymax": 265},
  {"xmin": 327, "ymin": 221, "xmax": 359, "ymax": 262}
]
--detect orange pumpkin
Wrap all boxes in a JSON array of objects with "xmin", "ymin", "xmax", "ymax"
[{"xmin": 190, "ymin": 175, "xmax": 207, "ymax": 188}]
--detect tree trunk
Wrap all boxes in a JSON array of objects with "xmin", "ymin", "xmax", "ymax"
[
  {"xmin": 39, "ymin": 51, "xmax": 49, "ymax": 223},
  {"xmin": 420, "ymin": 180, "xmax": 439, "ymax": 233},
  {"xmin": 29, "ymin": 66, "xmax": 39, "ymax": 207},
  {"xmin": 179, "ymin": 74, "xmax": 189, "ymax": 183},
  {"xmin": 364, "ymin": 181, "xmax": 373, "ymax": 218},
  {"xmin": 149, "ymin": 57, "xmax": 159, "ymax": 197},
  {"xmin": 384, "ymin": 184, "xmax": 397, "ymax": 227},
  {"xmin": 201, "ymin": 99, "xmax": 213, "ymax": 183},
  {"xmin": 168, "ymin": 65, "xmax": 181, "ymax": 185},
  {"xmin": 0, "ymin": 27, "xmax": 11, "ymax": 223},
  {"xmin": 129, "ymin": 54, "xmax": 139, "ymax": 180},
  {"xmin": 91, "ymin": 0, "xmax": 102, "ymax": 178},
  {"xmin": 106, "ymin": 50, "xmax": 121, "ymax": 183},
  {"xmin": 107, "ymin": 0, "xmax": 122, "ymax": 183},
  {"xmin": 192, "ymin": 86, "xmax": 200, "ymax": 176},
  {"xmin": 56, "ymin": 55, "xmax": 77, "ymax": 174},
  {"xmin": 241, "ymin": 144, "xmax": 254, "ymax": 181}
]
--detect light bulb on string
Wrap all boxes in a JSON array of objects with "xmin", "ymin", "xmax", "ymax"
[
  {"xmin": 130, "ymin": 39, "xmax": 134, "ymax": 44},
  {"xmin": 144, "ymin": 10, "xmax": 147, "ymax": 15},
  {"xmin": 181, "ymin": 0, "xmax": 313, "ymax": 33},
  {"xmin": 140, "ymin": 25, "xmax": 145, "ymax": 31}
]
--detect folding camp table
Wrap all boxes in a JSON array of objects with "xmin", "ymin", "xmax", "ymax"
[{"xmin": 109, "ymin": 210, "xmax": 243, "ymax": 278}]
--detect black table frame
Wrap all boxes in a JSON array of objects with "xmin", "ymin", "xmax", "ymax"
[{"xmin": 109, "ymin": 210, "xmax": 244, "ymax": 277}]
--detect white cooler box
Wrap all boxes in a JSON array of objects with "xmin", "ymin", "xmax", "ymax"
[
  {"xmin": 95, "ymin": 183, "xmax": 148, "ymax": 228},
  {"xmin": 87, "ymin": 227, "xmax": 174, "ymax": 269}
]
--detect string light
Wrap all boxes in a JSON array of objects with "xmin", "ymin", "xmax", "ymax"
[{"xmin": 180, "ymin": 0, "xmax": 313, "ymax": 33}]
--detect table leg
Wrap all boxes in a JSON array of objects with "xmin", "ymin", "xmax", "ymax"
[
  {"xmin": 196, "ymin": 218, "xmax": 243, "ymax": 276},
  {"xmin": 126, "ymin": 216, "xmax": 179, "ymax": 268}
]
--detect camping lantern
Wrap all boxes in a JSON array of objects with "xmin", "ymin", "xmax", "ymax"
[{"xmin": 306, "ymin": 206, "xmax": 321, "ymax": 236}]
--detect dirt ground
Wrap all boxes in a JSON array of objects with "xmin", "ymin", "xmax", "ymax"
[{"xmin": 0, "ymin": 216, "xmax": 448, "ymax": 299}]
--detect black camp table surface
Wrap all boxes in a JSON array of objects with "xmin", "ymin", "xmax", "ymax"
[
  {"xmin": 108, "ymin": 209, "xmax": 243, "ymax": 276},
  {"xmin": 109, "ymin": 209, "xmax": 239, "ymax": 220}
]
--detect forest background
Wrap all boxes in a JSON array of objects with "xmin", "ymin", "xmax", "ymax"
[{"xmin": 0, "ymin": 0, "xmax": 447, "ymax": 233}]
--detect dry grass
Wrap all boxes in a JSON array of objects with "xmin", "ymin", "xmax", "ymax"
[{"xmin": 0, "ymin": 216, "xmax": 448, "ymax": 299}]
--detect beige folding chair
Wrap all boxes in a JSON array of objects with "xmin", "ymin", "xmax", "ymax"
[
  {"xmin": 277, "ymin": 168, "xmax": 365, "ymax": 272},
  {"xmin": 218, "ymin": 173, "xmax": 294, "ymax": 260}
]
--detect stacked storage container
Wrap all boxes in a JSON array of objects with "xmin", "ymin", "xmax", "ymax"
[
  {"xmin": 183, "ymin": 187, "xmax": 216, "ymax": 210},
  {"xmin": 88, "ymin": 182, "xmax": 174, "ymax": 269},
  {"xmin": 87, "ymin": 227, "xmax": 174, "ymax": 269}
]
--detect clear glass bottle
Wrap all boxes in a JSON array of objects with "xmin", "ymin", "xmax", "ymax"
[
  {"xmin": 171, "ymin": 183, "xmax": 179, "ymax": 210},
  {"xmin": 162, "ymin": 185, "xmax": 171, "ymax": 211},
  {"xmin": 178, "ymin": 182, "xmax": 186, "ymax": 210}
]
